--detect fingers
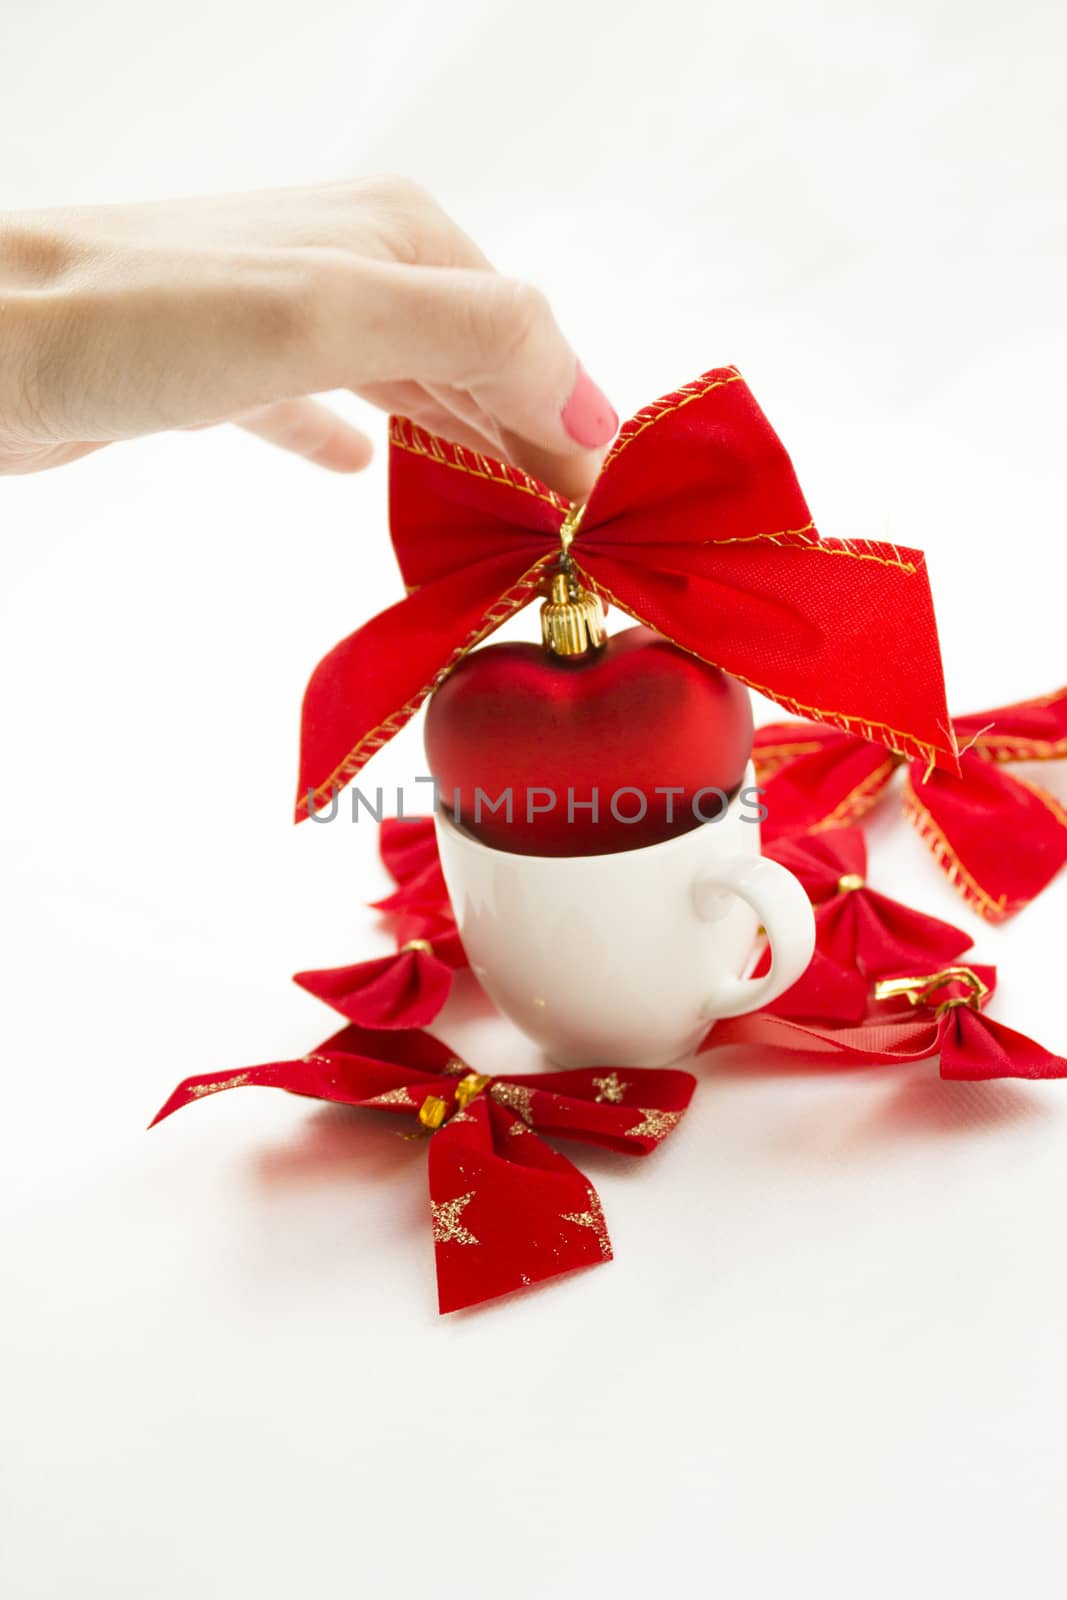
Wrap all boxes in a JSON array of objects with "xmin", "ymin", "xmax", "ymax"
[
  {"xmin": 6, "ymin": 183, "xmax": 615, "ymax": 500},
  {"xmin": 345, "ymin": 175, "xmax": 495, "ymax": 271},
  {"xmin": 234, "ymin": 398, "xmax": 373, "ymax": 471},
  {"xmin": 0, "ymin": 439, "xmax": 108, "ymax": 474},
  {"xmin": 357, "ymin": 381, "xmax": 506, "ymax": 457},
  {"xmin": 315, "ymin": 261, "xmax": 618, "ymax": 499},
  {"xmin": 421, "ymin": 382, "xmax": 502, "ymax": 449}
]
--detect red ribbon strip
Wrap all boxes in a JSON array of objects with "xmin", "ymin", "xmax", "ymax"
[
  {"xmin": 706, "ymin": 964, "xmax": 1067, "ymax": 1081},
  {"xmin": 296, "ymin": 366, "xmax": 958, "ymax": 820},
  {"xmin": 753, "ymin": 687, "xmax": 1067, "ymax": 920},
  {"xmin": 150, "ymin": 1022, "xmax": 695, "ymax": 1314}
]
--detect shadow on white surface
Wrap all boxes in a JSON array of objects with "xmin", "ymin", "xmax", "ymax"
[
  {"xmin": 250, "ymin": 1102, "xmax": 427, "ymax": 1195},
  {"xmin": 863, "ymin": 1069, "xmax": 1051, "ymax": 1140},
  {"xmin": 705, "ymin": 1041, "xmax": 1052, "ymax": 1137}
]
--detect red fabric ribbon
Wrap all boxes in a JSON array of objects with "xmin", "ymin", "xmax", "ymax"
[
  {"xmin": 707, "ymin": 964, "xmax": 1067, "ymax": 1081},
  {"xmin": 753, "ymin": 687, "xmax": 1067, "ymax": 920},
  {"xmin": 149, "ymin": 1022, "xmax": 696, "ymax": 1313},
  {"xmin": 296, "ymin": 366, "xmax": 958, "ymax": 819},
  {"xmin": 372, "ymin": 816, "xmax": 449, "ymax": 914},
  {"xmin": 293, "ymin": 816, "xmax": 465, "ymax": 1029},
  {"xmin": 293, "ymin": 918, "xmax": 466, "ymax": 1030},
  {"xmin": 754, "ymin": 828, "xmax": 973, "ymax": 1022}
]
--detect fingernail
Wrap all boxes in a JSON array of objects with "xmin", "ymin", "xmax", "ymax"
[{"xmin": 562, "ymin": 364, "xmax": 619, "ymax": 449}]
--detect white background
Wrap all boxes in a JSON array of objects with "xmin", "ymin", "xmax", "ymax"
[{"xmin": 2, "ymin": 2, "xmax": 1066, "ymax": 1595}]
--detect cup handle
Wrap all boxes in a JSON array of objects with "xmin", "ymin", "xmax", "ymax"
[{"xmin": 692, "ymin": 854, "xmax": 815, "ymax": 1019}]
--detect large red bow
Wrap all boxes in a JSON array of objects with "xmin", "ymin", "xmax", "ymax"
[
  {"xmin": 754, "ymin": 686, "xmax": 1067, "ymax": 919},
  {"xmin": 296, "ymin": 366, "xmax": 958, "ymax": 819},
  {"xmin": 150, "ymin": 1023, "xmax": 695, "ymax": 1313}
]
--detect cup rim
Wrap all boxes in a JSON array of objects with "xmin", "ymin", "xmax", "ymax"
[{"xmin": 433, "ymin": 760, "xmax": 756, "ymax": 866}]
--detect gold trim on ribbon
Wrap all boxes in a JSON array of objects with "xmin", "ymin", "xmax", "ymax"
[
  {"xmin": 575, "ymin": 562, "xmax": 949, "ymax": 771},
  {"xmin": 389, "ymin": 415, "xmax": 569, "ymax": 513},
  {"xmin": 303, "ymin": 377, "xmax": 957, "ymax": 816},
  {"xmin": 900, "ymin": 771, "xmax": 1010, "ymax": 921},
  {"xmin": 298, "ymin": 554, "xmax": 554, "ymax": 818}
]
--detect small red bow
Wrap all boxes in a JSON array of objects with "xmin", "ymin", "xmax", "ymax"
[
  {"xmin": 753, "ymin": 828, "xmax": 973, "ymax": 1022},
  {"xmin": 753, "ymin": 687, "xmax": 1067, "ymax": 920},
  {"xmin": 293, "ymin": 817, "xmax": 466, "ymax": 1029},
  {"xmin": 296, "ymin": 366, "xmax": 957, "ymax": 819},
  {"xmin": 150, "ymin": 1023, "xmax": 695, "ymax": 1313},
  {"xmin": 372, "ymin": 816, "xmax": 448, "ymax": 914},
  {"xmin": 708, "ymin": 964, "xmax": 1067, "ymax": 1081},
  {"xmin": 293, "ymin": 918, "xmax": 466, "ymax": 1030}
]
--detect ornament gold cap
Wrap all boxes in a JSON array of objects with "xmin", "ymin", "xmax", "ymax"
[{"xmin": 540, "ymin": 571, "xmax": 606, "ymax": 658}]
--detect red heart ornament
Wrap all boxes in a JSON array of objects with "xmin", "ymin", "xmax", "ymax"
[{"xmin": 424, "ymin": 625, "xmax": 754, "ymax": 856}]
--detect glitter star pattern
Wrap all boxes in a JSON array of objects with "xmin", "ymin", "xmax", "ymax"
[
  {"xmin": 560, "ymin": 1187, "xmax": 612, "ymax": 1259},
  {"xmin": 489, "ymin": 1081, "xmax": 536, "ymax": 1124},
  {"xmin": 593, "ymin": 1072, "xmax": 629, "ymax": 1103},
  {"xmin": 626, "ymin": 1108, "xmax": 682, "ymax": 1141},
  {"xmin": 430, "ymin": 1192, "xmax": 480, "ymax": 1247},
  {"xmin": 364, "ymin": 1086, "xmax": 417, "ymax": 1107},
  {"xmin": 189, "ymin": 1073, "xmax": 251, "ymax": 1098}
]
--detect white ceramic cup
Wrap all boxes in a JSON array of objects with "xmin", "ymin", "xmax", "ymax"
[{"xmin": 434, "ymin": 763, "xmax": 815, "ymax": 1068}]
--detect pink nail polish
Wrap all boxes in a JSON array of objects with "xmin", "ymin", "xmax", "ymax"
[{"xmin": 562, "ymin": 364, "xmax": 619, "ymax": 449}]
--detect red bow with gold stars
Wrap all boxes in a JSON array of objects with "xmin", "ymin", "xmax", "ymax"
[{"xmin": 150, "ymin": 1022, "xmax": 695, "ymax": 1313}]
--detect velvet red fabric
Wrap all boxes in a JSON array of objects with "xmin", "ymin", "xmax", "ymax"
[
  {"xmin": 149, "ymin": 1022, "xmax": 696, "ymax": 1313},
  {"xmin": 707, "ymin": 964, "xmax": 1067, "ymax": 1081},
  {"xmin": 753, "ymin": 687, "xmax": 1067, "ymax": 919},
  {"xmin": 296, "ymin": 366, "xmax": 957, "ymax": 820},
  {"xmin": 379, "ymin": 815, "xmax": 440, "ymax": 883},
  {"xmin": 292, "ymin": 930, "xmax": 464, "ymax": 1029},
  {"xmin": 375, "ymin": 816, "xmax": 449, "ymax": 913},
  {"xmin": 755, "ymin": 829, "xmax": 973, "ymax": 1021},
  {"xmin": 939, "ymin": 1009, "xmax": 1067, "ymax": 1082},
  {"xmin": 294, "ymin": 816, "xmax": 465, "ymax": 1028}
]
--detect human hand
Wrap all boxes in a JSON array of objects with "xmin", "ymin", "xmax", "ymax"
[{"xmin": 0, "ymin": 178, "xmax": 617, "ymax": 498}]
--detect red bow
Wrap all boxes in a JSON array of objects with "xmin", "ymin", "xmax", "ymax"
[
  {"xmin": 707, "ymin": 965, "xmax": 1067, "ymax": 1081},
  {"xmin": 293, "ymin": 918, "xmax": 466, "ymax": 1030},
  {"xmin": 754, "ymin": 828, "xmax": 973, "ymax": 1022},
  {"xmin": 293, "ymin": 817, "xmax": 465, "ymax": 1029},
  {"xmin": 150, "ymin": 1023, "xmax": 695, "ymax": 1313},
  {"xmin": 753, "ymin": 687, "xmax": 1067, "ymax": 920},
  {"xmin": 372, "ymin": 816, "xmax": 448, "ymax": 914},
  {"xmin": 296, "ymin": 366, "xmax": 958, "ymax": 819}
]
